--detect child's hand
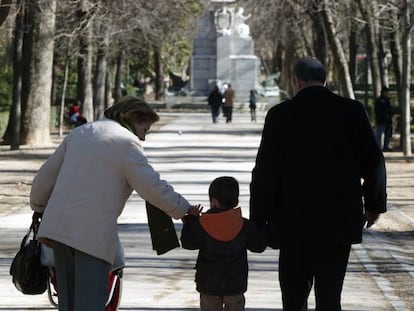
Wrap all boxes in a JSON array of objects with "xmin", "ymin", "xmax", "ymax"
[{"xmin": 187, "ymin": 204, "xmax": 203, "ymax": 216}]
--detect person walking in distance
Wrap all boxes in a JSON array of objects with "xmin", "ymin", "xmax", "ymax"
[
  {"xmin": 250, "ymin": 57, "xmax": 387, "ymax": 311},
  {"xmin": 181, "ymin": 176, "xmax": 266, "ymax": 311},
  {"xmin": 374, "ymin": 85, "xmax": 393, "ymax": 151},
  {"xmin": 249, "ymin": 89, "xmax": 257, "ymax": 122},
  {"xmin": 208, "ymin": 85, "xmax": 223, "ymax": 123},
  {"xmin": 223, "ymin": 83, "xmax": 235, "ymax": 123}
]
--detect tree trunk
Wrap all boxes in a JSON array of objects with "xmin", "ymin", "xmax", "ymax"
[
  {"xmin": 310, "ymin": 1, "xmax": 327, "ymax": 68},
  {"xmin": 105, "ymin": 66, "xmax": 112, "ymax": 108},
  {"xmin": 153, "ymin": 45, "xmax": 164, "ymax": 100},
  {"xmin": 388, "ymin": 22, "xmax": 403, "ymax": 149},
  {"xmin": 321, "ymin": 0, "xmax": 354, "ymax": 99},
  {"xmin": 21, "ymin": 0, "xmax": 56, "ymax": 145},
  {"xmin": 77, "ymin": 0, "xmax": 93, "ymax": 122},
  {"xmin": 280, "ymin": 40, "xmax": 295, "ymax": 98},
  {"xmin": 20, "ymin": 1, "xmax": 34, "ymax": 133},
  {"xmin": 114, "ymin": 49, "xmax": 124, "ymax": 102},
  {"xmin": 401, "ymin": 3, "xmax": 412, "ymax": 156},
  {"xmin": 378, "ymin": 34, "xmax": 389, "ymax": 88},
  {"xmin": 0, "ymin": 0, "xmax": 11, "ymax": 26},
  {"xmin": 58, "ymin": 54, "xmax": 70, "ymax": 137},
  {"xmin": 2, "ymin": 0, "xmax": 24, "ymax": 148},
  {"xmin": 357, "ymin": 0, "xmax": 381, "ymax": 98},
  {"xmin": 349, "ymin": 28, "xmax": 358, "ymax": 85},
  {"xmin": 94, "ymin": 44, "xmax": 108, "ymax": 120},
  {"xmin": 348, "ymin": 2, "xmax": 359, "ymax": 86},
  {"xmin": 390, "ymin": 31, "xmax": 402, "ymax": 97}
]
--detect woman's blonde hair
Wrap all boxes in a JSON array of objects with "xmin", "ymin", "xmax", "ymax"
[{"xmin": 104, "ymin": 96, "xmax": 159, "ymax": 125}]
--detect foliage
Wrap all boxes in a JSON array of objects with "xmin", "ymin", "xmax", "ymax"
[
  {"xmin": 128, "ymin": 48, "xmax": 154, "ymax": 82},
  {"xmin": 0, "ymin": 110, "xmax": 8, "ymax": 137},
  {"xmin": 0, "ymin": 65, "xmax": 12, "ymax": 112},
  {"xmin": 0, "ymin": 19, "xmax": 12, "ymax": 113},
  {"xmin": 162, "ymin": 38, "xmax": 193, "ymax": 76}
]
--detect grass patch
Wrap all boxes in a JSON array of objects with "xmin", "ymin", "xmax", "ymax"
[{"xmin": 0, "ymin": 111, "xmax": 8, "ymax": 138}]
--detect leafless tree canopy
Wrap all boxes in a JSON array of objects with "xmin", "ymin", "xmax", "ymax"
[{"xmin": 0, "ymin": 0, "xmax": 414, "ymax": 153}]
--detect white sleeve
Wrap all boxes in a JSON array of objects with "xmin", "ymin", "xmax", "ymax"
[
  {"xmin": 121, "ymin": 142, "xmax": 190, "ymax": 219},
  {"xmin": 30, "ymin": 139, "xmax": 66, "ymax": 213}
]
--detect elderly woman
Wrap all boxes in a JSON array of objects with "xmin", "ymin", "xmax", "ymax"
[{"xmin": 30, "ymin": 96, "xmax": 199, "ymax": 311}]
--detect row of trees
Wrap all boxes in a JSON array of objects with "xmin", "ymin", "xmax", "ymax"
[
  {"xmin": 0, "ymin": 0, "xmax": 413, "ymax": 155},
  {"xmin": 241, "ymin": 0, "xmax": 414, "ymax": 155},
  {"xmin": 0, "ymin": 0, "xmax": 202, "ymax": 147}
]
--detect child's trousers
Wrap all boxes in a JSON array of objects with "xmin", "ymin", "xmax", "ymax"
[{"xmin": 200, "ymin": 293, "xmax": 245, "ymax": 311}]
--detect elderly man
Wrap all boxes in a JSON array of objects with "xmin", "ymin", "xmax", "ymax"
[{"xmin": 250, "ymin": 57, "xmax": 387, "ymax": 311}]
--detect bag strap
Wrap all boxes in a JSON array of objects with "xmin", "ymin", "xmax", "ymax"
[
  {"xmin": 20, "ymin": 212, "xmax": 42, "ymax": 249},
  {"xmin": 31, "ymin": 212, "xmax": 43, "ymax": 239}
]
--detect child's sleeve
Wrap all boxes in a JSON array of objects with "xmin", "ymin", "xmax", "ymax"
[{"xmin": 180, "ymin": 215, "xmax": 205, "ymax": 250}]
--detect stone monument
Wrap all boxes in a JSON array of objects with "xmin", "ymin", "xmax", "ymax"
[{"xmin": 190, "ymin": 0, "xmax": 258, "ymax": 99}]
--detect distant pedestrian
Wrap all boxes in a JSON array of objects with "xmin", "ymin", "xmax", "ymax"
[
  {"xmin": 207, "ymin": 86, "xmax": 223, "ymax": 123},
  {"xmin": 250, "ymin": 57, "xmax": 387, "ymax": 311},
  {"xmin": 249, "ymin": 89, "xmax": 257, "ymax": 122},
  {"xmin": 181, "ymin": 176, "xmax": 266, "ymax": 311},
  {"xmin": 223, "ymin": 84, "xmax": 235, "ymax": 123},
  {"xmin": 374, "ymin": 85, "xmax": 393, "ymax": 151}
]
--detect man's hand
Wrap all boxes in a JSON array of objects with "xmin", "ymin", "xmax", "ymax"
[{"xmin": 364, "ymin": 210, "xmax": 380, "ymax": 228}]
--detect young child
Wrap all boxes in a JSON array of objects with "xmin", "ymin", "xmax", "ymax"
[{"xmin": 181, "ymin": 176, "xmax": 267, "ymax": 311}]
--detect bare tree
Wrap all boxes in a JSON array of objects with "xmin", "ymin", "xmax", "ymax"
[
  {"xmin": 400, "ymin": 0, "xmax": 413, "ymax": 155},
  {"xmin": 113, "ymin": 49, "xmax": 124, "ymax": 102},
  {"xmin": 2, "ymin": 0, "xmax": 24, "ymax": 149},
  {"xmin": 76, "ymin": 0, "xmax": 95, "ymax": 123},
  {"xmin": 58, "ymin": 46, "xmax": 71, "ymax": 137},
  {"xmin": 20, "ymin": 0, "xmax": 56, "ymax": 145},
  {"xmin": 320, "ymin": 0, "xmax": 355, "ymax": 98},
  {"xmin": 93, "ymin": 22, "xmax": 109, "ymax": 120},
  {"xmin": 356, "ymin": 0, "xmax": 382, "ymax": 98},
  {"xmin": 0, "ymin": 0, "xmax": 11, "ymax": 26}
]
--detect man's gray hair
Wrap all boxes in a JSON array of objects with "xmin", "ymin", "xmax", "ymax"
[{"xmin": 293, "ymin": 57, "xmax": 326, "ymax": 83}]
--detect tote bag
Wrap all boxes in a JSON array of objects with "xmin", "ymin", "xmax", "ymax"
[{"xmin": 9, "ymin": 213, "xmax": 48, "ymax": 295}]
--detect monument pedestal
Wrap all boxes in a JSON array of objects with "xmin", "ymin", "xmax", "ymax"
[
  {"xmin": 216, "ymin": 36, "xmax": 258, "ymax": 99},
  {"xmin": 190, "ymin": 3, "xmax": 258, "ymax": 99}
]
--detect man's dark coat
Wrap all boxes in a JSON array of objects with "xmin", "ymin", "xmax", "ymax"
[{"xmin": 250, "ymin": 86, "xmax": 387, "ymax": 248}]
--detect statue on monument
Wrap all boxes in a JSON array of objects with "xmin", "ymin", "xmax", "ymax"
[
  {"xmin": 191, "ymin": 0, "xmax": 257, "ymax": 97},
  {"xmin": 214, "ymin": 5, "xmax": 251, "ymax": 39},
  {"xmin": 233, "ymin": 7, "xmax": 251, "ymax": 38}
]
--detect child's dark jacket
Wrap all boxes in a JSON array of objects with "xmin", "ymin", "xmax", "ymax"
[{"xmin": 180, "ymin": 207, "xmax": 266, "ymax": 296}]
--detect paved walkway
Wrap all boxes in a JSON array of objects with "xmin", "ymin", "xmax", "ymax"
[{"xmin": 0, "ymin": 107, "xmax": 413, "ymax": 310}]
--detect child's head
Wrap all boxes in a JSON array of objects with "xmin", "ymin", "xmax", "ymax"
[{"xmin": 208, "ymin": 176, "xmax": 239, "ymax": 210}]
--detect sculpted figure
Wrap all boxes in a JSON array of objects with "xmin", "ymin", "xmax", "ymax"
[{"xmin": 233, "ymin": 7, "xmax": 251, "ymax": 38}]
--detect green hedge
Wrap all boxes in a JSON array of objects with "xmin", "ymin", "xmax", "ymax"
[{"xmin": 0, "ymin": 111, "xmax": 8, "ymax": 138}]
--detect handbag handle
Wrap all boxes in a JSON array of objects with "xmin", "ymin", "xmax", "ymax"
[
  {"xmin": 31, "ymin": 212, "xmax": 42, "ymax": 239},
  {"xmin": 20, "ymin": 212, "xmax": 43, "ymax": 249}
]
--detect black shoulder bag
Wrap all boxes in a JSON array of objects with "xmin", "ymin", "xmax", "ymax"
[{"xmin": 9, "ymin": 212, "xmax": 48, "ymax": 295}]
